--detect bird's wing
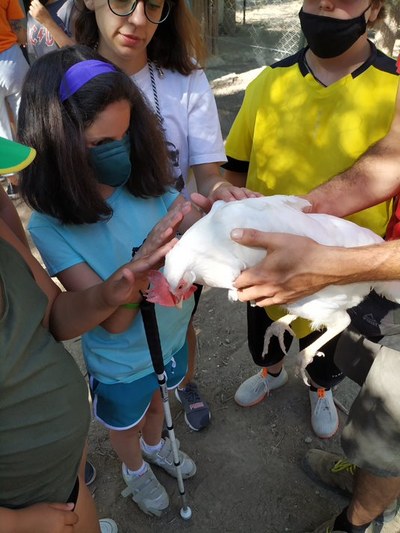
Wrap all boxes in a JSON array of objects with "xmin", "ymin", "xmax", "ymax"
[
  {"xmin": 166, "ymin": 196, "xmax": 386, "ymax": 304},
  {"xmin": 306, "ymin": 214, "xmax": 384, "ymax": 247}
]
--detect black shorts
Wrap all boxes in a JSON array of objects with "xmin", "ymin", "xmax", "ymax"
[{"xmin": 247, "ymin": 304, "xmax": 343, "ymax": 388}]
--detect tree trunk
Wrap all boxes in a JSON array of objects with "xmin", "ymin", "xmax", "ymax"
[{"xmin": 192, "ymin": 0, "xmax": 219, "ymax": 55}]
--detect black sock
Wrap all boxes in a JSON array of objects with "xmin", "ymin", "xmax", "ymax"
[
  {"xmin": 309, "ymin": 385, "xmax": 331, "ymax": 392},
  {"xmin": 333, "ymin": 507, "xmax": 372, "ymax": 533},
  {"xmin": 268, "ymin": 369, "xmax": 282, "ymax": 377}
]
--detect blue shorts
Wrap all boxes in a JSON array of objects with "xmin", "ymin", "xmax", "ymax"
[{"xmin": 89, "ymin": 343, "xmax": 188, "ymax": 430}]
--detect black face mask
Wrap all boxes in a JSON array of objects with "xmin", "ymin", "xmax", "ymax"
[{"xmin": 299, "ymin": 5, "xmax": 371, "ymax": 59}]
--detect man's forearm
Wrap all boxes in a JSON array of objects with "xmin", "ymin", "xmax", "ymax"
[
  {"xmin": 231, "ymin": 231, "xmax": 400, "ymax": 306},
  {"xmin": 40, "ymin": 18, "xmax": 75, "ymax": 48},
  {"xmin": 306, "ymin": 143, "xmax": 400, "ymax": 217},
  {"xmin": 324, "ymin": 240, "xmax": 400, "ymax": 284},
  {"xmin": 306, "ymin": 91, "xmax": 400, "ymax": 217}
]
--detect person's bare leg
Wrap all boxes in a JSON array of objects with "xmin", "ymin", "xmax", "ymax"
[
  {"xmin": 141, "ymin": 391, "xmax": 164, "ymax": 445},
  {"xmin": 110, "ymin": 424, "xmax": 144, "ymax": 471},
  {"xmin": 266, "ymin": 361, "xmax": 284, "ymax": 374},
  {"xmin": 74, "ymin": 479, "xmax": 101, "ymax": 533},
  {"xmin": 74, "ymin": 450, "xmax": 101, "ymax": 533},
  {"xmin": 347, "ymin": 469, "xmax": 400, "ymax": 526},
  {"xmin": 175, "ymin": 324, "xmax": 211, "ymax": 430}
]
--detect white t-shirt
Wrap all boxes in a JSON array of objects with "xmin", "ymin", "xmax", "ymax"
[{"xmin": 132, "ymin": 64, "xmax": 226, "ymax": 196}]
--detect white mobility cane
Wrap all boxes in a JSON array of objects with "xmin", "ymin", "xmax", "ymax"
[{"xmin": 140, "ymin": 297, "xmax": 192, "ymax": 520}]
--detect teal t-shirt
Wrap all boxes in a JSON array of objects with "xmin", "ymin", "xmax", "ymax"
[{"xmin": 29, "ymin": 187, "xmax": 194, "ymax": 384}]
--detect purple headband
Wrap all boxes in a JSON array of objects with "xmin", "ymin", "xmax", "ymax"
[{"xmin": 59, "ymin": 60, "xmax": 117, "ymax": 102}]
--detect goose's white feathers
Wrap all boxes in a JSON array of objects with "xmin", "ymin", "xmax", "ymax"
[{"xmin": 156, "ymin": 196, "xmax": 400, "ymax": 376}]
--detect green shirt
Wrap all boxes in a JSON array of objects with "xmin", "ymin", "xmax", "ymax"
[{"xmin": 0, "ymin": 238, "xmax": 90, "ymax": 508}]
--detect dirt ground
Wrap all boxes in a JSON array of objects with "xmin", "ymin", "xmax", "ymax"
[{"xmin": 11, "ymin": 5, "xmax": 400, "ymax": 532}]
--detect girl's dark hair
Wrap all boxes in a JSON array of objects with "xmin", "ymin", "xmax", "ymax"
[
  {"xmin": 18, "ymin": 45, "xmax": 174, "ymax": 225},
  {"xmin": 74, "ymin": 0, "xmax": 207, "ymax": 74}
]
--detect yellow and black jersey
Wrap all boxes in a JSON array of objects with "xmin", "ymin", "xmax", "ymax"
[{"xmin": 225, "ymin": 42, "xmax": 399, "ymax": 237}]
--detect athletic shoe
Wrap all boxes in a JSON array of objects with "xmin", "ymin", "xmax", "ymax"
[
  {"xmin": 306, "ymin": 515, "xmax": 374, "ymax": 533},
  {"xmin": 304, "ymin": 450, "xmax": 400, "ymax": 530},
  {"xmin": 121, "ymin": 463, "xmax": 169, "ymax": 517},
  {"xmin": 234, "ymin": 367, "xmax": 288, "ymax": 407},
  {"xmin": 141, "ymin": 437, "xmax": 196, "ymax": 479},
  {"xmin": 6, "ymin": 183, "xmax": 19, "ymax": 199},
  {"xmin": 175, "ymin": 382, "xmax": 211, "ymax": 431},
  {"xmin": 303, "ymin": 449, "xmax": 355, "ymax": 495},
  {"xmin": 309, "ymin": 388, "xmax": 339, "ymax": 439},
  {"xmin": 84, "ymin": 459, "xmax": 96, "ymax": 486},
  {"xmin": 99, "ymin": 518, "xmax": 118, "ymax": 533},
  {"xmin": 373, "ymin": 499, "xmax": 400, "ymax": 531}
]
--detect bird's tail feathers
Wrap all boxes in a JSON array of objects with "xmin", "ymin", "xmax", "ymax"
[{"xmin": 374, "ymin": 281, "xmax": 400, "ymax": 304}]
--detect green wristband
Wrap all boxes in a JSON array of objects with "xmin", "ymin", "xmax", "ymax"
[{"xmin": 121, "ymin": 302, "xmax": 141, "ymax": 310}]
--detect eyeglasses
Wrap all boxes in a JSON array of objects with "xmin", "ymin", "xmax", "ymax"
[{"xmin": 107, "ymin": 0, "xmax": 171, "ymax": 23}]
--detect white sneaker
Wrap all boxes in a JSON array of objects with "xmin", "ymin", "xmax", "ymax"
[
  {"xmin": 141, "ymin": 437, "xmax": 196, "ymax": 479},
  {"xmin": 121, "ymin": 463, "xmax": 169, "ymax": 517},
  {"xmin": 309, "ymin": 388, "xmax": 339, "ymax": 439},
  {"xmin": 99, "ymin": 518, "xmax": 118, "ymax": 533},
  {"xmin": 234, "ymin": 367, "xmax": 288, "ymax": 407}
]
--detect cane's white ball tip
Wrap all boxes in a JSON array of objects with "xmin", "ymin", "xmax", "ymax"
[{"xmin": 180, "ymin": 506, "xmax": 192, "ymax": 520}]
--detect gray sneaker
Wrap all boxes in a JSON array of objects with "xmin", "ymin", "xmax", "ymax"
[
  {"xmin": 234, "ymin": 367, "xmax": 288, "ymax": 407},
  {"xmin": 175, "ymin": 382, "xmax": 211, "ymax": 431},
  {"xmin": 309, "ymin": 388, "xmax": 339, "ymax": 439},
  {"xmin": 121, "ymin": 463, "xmax": 169, "ymax": 517},
  {"xmin": 141, "ymin": 437, "xmax": 196, "ymax": 479}
]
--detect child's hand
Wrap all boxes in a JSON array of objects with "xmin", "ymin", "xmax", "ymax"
[
  {"xmin": 10, "ymin": 502, "xmax": 78, "ymax": 532},
  {"xmin": 138, "ymin": 201, "xmax": 191, "ymax": 258},
  {"xmin": 103, "ymin": 240, "xmax": 178, "ymax": 308},
  {"xmin": 29, "ymin": 0, "xmax": 52, "ymax": 24},
  {"xmin": 190, "ymin": 192, "xmax": 212, "ymax": 214},
  {"xmin": 209, "ymin": 183, "xmax": 260, "ymax": 203},
  {"xmin": 191, "ymin": 187, "xmax": 260, "ymax": 215}
]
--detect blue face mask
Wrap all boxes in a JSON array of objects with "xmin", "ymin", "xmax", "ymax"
[{"xmin": 89, "ymin": 134, "xmax": 131, "ymax": 187}]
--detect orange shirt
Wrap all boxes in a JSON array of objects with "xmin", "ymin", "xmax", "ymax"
[{"xmin": 0, "ymin": 0, "xmax": 25, "ymax": 53}]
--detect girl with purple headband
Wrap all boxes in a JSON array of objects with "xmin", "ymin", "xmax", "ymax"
[
  {"xmin": 19, "ymin": 44, "xmax": 201, "ymax": 518},
  {"xmin": 0, "ymin": 137, "xmax": 175, "ymax": 532},
  {"xmin": 74, "ymin": 0, "xmax": 258, "ymax": 432}
]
